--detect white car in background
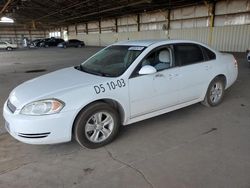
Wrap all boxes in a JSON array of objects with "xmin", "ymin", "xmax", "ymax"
[
  {"xmin": 3, "ymin": 40, "xmax": 238, "ymax": 148},
  {"xmin": 0, "ymin": 41, "xmax": 17, "ymax": 50}
]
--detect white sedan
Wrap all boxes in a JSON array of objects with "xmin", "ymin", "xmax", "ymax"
[
  {"xmin": 3, "ymin": 40, "xmax": 238, "ymax": 148},
  {"xmin": 0, "ymin": 41, "xmax": 17, "ymax": 50}
]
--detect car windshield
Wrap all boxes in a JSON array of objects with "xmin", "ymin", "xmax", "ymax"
[{"xmin": 80, "ymin": 45, "xmax": 145, "ymax": 77}]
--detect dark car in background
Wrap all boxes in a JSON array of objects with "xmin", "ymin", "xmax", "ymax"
[
  {"xmin": 29, "ymin": 39, "xmax": 42, "ymax": 48},
  {"xmin": 36, "ymin": 38, "xmax": 51, "ymax": 47},
  {"xmin": 57, "ymin": 39, "xmax": 85, "ymax": 48},
  {"xmin": 40, "ymin": 38, "xmax": 64, "ymax": 47}
]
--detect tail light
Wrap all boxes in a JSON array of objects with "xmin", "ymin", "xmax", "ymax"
[{"xmin": 233, "ymin": 57, "xmax": 238, "ymax": 68}]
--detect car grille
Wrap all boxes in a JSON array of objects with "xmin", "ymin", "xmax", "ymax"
[{"xmin": 7, "ymin": 100, "xmax": 16, "ymax": 113}]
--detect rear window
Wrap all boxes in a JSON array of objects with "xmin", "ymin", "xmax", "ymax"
[
  {"xmin": 174, "ymin": 43, "xmax": 204, "ymax": 66},
  {"xmin": 201, "ymin": 46, "xmax": 216, "ymax": 60}
]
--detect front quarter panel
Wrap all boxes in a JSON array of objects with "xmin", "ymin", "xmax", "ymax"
[{"xmin": 55, "ymin": 76, "xmax": 130, "ymax": 126}]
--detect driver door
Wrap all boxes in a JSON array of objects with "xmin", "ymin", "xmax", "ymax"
[{"xmin": 128, "ymin": 46, "xmax": 180, "ymax": 118}]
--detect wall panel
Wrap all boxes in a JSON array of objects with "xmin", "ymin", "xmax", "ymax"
[
  {"xmin": 74, "ymin": 24, "xmax": 250, "ymax": 52},
  {"xmin": 0, "ymin": 27, "xmax": 46, "ymax": 45},
  {"xmin": 65, "ymin": 0, "xmax": 250, "ymax": 52}
]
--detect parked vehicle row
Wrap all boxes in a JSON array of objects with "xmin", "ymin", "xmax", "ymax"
[
  {"xmin": 29, "ymin": 38, "xmax": 85, "ymax": 48},
  {"xmin": 57, "ymin": 39, "xmax": 85, "ymax": 48}
]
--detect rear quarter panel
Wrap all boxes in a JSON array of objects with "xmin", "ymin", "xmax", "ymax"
[{"xmin": 216, "ymin": 52, "xmax": 238, "ymax": 89}]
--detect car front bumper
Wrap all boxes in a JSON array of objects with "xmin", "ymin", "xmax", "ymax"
[{"xmin": 3, "ymin": 101, "xmax": 75, "ymax": 145}]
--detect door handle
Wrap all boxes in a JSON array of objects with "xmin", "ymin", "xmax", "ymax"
[
  {"xmin": 155, "ymin": 73, "xmax": 164, "ymax": 78},
  {"xmin": 205, "ymin": 65, "xmax": 211, "ymax": 70}
]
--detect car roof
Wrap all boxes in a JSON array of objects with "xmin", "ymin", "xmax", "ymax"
[
  {"xmin": 112, "ymin": 39, "xmax": 207, "ymax": 47},
  {"xmin": 114, "ymin": 39, "xmax": 163, "ymax": 47}
]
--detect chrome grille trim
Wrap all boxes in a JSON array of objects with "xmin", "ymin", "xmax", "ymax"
[{"xmin": 18, "ymin": 132, "xmax": 50, "ymax": 139}]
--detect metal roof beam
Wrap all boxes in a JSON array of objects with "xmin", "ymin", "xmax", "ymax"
[
  {"xmin": 58, "ymin": 0, "xmax": 152, "ymax": 23},
  {"xmin": 0, "ymin": 0, "xmax": 13, "ymax": 14}
]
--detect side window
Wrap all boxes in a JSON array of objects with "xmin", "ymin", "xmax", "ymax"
[
  {"xmin": 0, "ymin": 42, "xmax": 6, "ymax": 45},
  {"xmin": 141, "ymin": 47, "xmax": 173, "ymax": 71},
  {"xmin": 130, "ymin": 46, "xmax": 174, "ymax": 78},
  {"xmin": 201, "ymin": 46, "xmax": 216, "ymax": 61},
  {"xmin": 174, "ymin": 43, "xmax": 204, "ymax": 66}
]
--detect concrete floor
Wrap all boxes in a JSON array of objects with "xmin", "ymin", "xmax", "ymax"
[{"xmin": 0, "ymin": 48, "xmax": 249, "ymax": 188}]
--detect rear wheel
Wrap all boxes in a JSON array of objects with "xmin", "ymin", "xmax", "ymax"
[
  {"xmin": 202, "ymin": 77, "xmax": 225, "ymax": 107},
  {"xmin": 6, "ymin": 47, "xmax": 13, "ymax": 51},
  {"xmin": 74, "ymin": 102, "xmax": 120, "ymax": 148}
]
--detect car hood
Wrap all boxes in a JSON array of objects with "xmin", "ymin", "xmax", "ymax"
[{"xmin": 9, "ymin": 67, "xmax": 105, "ymax": 109}]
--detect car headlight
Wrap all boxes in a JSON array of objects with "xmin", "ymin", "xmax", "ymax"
[{"xmin": 20, "ymin": 99, "xmax": 65, "ymax": 115}]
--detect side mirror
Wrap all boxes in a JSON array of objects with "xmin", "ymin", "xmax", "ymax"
[{"xmin": 138, "ymin": 65, "xmax": 157, "ymax": 75}]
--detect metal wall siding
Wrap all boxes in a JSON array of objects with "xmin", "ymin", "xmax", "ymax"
[
  {"xmin": 212, "ymin": 25, "xmax": 250, "ymax": 51},
  {"xmin": 73, "ymin": 24, "xmax": 249, "ymax": 52},
  {"xmin": 167, "ymin": 25, "xmax": 249, "ymax": 52}
]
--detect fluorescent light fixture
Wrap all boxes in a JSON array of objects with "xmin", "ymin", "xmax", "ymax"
[{"xmin": 0, "ymin": 17, "xmax": 14, "ymax": 23}]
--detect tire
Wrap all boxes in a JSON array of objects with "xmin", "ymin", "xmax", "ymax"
[
  {"xmin": 63, "ymin": 45, "xmax": 67, "ymax": 48},
  {"xmin": 74, "ymin": 102, "xmax": 120, "ymax": 148},
  {"xmin": 6, "ymin": 47, "xmax": 13, "ymax": 51},
  {"xmin": 45, "ymin": 44, "xmax": 49, "ymax": 48},
  {"xmin": 202, "ymin": 77, "xmax": 225, "ymax": 107},
  {"xmin": 78, "ymin": 44, "xmax": 82, "ymax": 48}
]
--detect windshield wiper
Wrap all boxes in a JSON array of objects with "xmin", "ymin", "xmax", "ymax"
[
  {"xmin": 94, "ymin": 71, "xmax": 114, "ymax": 77},
  {"xmin": 79, "ymin": 65, "xmax": 113, "ymax": 77}
]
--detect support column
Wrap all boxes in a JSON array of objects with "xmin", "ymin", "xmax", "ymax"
[
  {"xmin": 29, "ymin": 30, "xmax": 32, "ymax": 40},
  {"xmin": 208, "ymin": 1, "xmax": 216, "ymax": 46},
  {"xmin": 85, "ymin": 23, "xmax": 88, "ymax": 34},
  {"xmin": 137, "ymin": 14, "xmax": 140, "ymax": 32},
  {"xmin": 166, "ymin": 9, "xmax": 171, "ymax": 39},
  {"xmin": 14, "ymin": 25, "xmax": 17, "ymax": 44},
  {"xmin": 98, "ymin": 20, "xmax": 101, "ymax": 34},
  {"xmin": 210, "ymin": 2, "xmax": 215, "ymax": 27},
  {"xmin": 167, "ymin": 9, "xmax": 170, "ymax": 30},
  {"xmin": 75, "ymin": 24, "xmax": 78, "ymax": 35},
  {"xmin": 115, "ymin": 18, "xmax": 118, "ymax": 33},
  {"xmin": 59, "ymin": 27, "xmax": 62, "ymax": 37}
]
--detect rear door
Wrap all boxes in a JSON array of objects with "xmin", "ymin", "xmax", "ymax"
[{"xmin": 174, "ymin": 43, "xmax": 214, "ymax": 103}]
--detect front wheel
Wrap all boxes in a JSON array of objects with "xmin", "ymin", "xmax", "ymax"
[
  {"xmin": 74, "ymin": 102, "xmax": 120, "ymax": 148},
  {"xmin": 202, "ymin": 77, "xmax": 225, "ymax": 107}
]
